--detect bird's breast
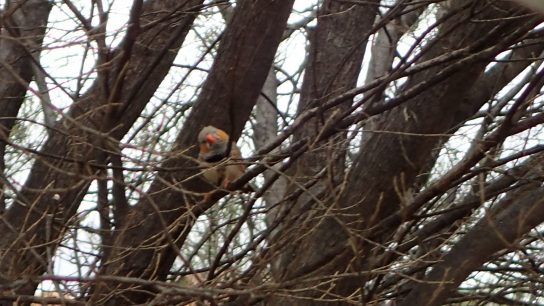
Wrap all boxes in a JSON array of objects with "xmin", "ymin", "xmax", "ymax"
[{"xmin": 200, "ymin": 162, "xmax": 226, "ymax": 186}]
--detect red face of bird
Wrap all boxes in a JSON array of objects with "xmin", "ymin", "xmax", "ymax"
[{"xmin": 198, "ymin": 126, "xmax": 230, "ymax": 161}]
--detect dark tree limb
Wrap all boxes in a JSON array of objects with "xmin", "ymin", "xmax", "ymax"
[
  {"xmin": 399, "ymin": 175, "xmax": 544, "ymax": 306},
  {"xmin": 0, "ymin": 0, "xmax": 52, "ymax": 213},
  {"xmin": 93, "ymin": 0, "xmax": 295, "ymax": 304},
  {"xmin": 0, "ymin": 0, "xmax": 204, "ymax": 296},
  {"xmin": 269, "ymin": 2, "xmax": 542, "ymax": 304}
]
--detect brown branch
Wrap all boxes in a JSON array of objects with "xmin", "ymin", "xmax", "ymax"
[{"xmin": 399, "ymin": 181, "xmax": 544, "ymax": 306}]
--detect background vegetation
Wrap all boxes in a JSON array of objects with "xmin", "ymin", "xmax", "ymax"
[{"xmin": 1, "ymin": 0, "xmax": 544, "ymax": 305}]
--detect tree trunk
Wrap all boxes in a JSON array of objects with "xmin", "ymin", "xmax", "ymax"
[
  {"xmin": 269, "ymin": 1, "xmax": 542, "ymax": 304},
  {"xmin": 0, "ymin": 0, "xmax": 52, "ymax": 213},
  {"xmin": 92, "ymin": 1, "xmax": 295, "ymax": 304},
  {"xmin": 399, "ymin": 164, "xmax": 544, "ymax": 306},
  {"xmin": 0, "ymin": 0, "xmax": 204, "ymax": 297},
  {"xmin": 268, "ymin": 0, "xmax": 379, "ymax": 304}
]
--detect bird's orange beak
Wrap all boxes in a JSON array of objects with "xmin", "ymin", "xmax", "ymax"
[{"xmin": 206, "ymin": 133, "xmax": 216, "ymax": 144}]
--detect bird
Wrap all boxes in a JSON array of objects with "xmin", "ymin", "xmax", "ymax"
[{"xmin": 197, "ymin": 125, "xmax": 253, "ymax": 192}]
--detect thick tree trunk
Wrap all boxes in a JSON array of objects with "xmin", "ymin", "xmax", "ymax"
[
  {"xmin": 268, "ymin": 0, "xmax": 379, "ymax": 304},
  {"xmin": 269, "ymin": 1, "xmax": 542, "ymax": 304},
  {"xmin": 399, "ymin": 163, "xmax": 544, "ymax": 306},
  {"xmin": 0, "ymin": 0, "xmax": 204, "ymax": 297},
  {"xmin": 92, "ymin": 1, "xmax": 295, "ymax": 304},
  {"xmin": 2, "ymin": 1, "xmax": 544, "ymax": 305},
  {"xmin": 0, "ymin": 0, "xmax": 52, "ymax": 213}
]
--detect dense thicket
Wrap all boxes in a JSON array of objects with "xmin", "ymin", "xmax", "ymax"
[{"xmin": 1, "ymin": 1, "xmax": 544, "ymax": 305}]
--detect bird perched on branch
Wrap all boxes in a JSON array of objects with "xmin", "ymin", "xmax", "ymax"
[{"xmin": 197, "ymin": 125, "xmax": 254, "ymax": 192}]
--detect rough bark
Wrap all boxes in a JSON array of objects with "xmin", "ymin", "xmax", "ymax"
[
  {"xmin": 360, "ymin": 150, "xmax": 544, "ymax": 298},
  {"xmin": 0, "ymin": 0, "xmax": 52, "ymax": 213},
  {"xmin": 0, "ymin": 0, "xmax": 204, "ymax": 297},
  {"xmin": 92, "ymin": 1, "xmax": 295, "ymax": 304},
  {"xmin": 268, "ymin": 0, "xmax": 379, "ymax": 304},
  {"xmin": 270, "ymin": 1, "xmax": 542, "ymax": 304},
  {"xmin": 399, "ymin": 165, "xmax": 544, "ymax": 306},
  {"xmin": 2, "ymin": 1, "xmax": 544, "ymax": 305},
  {"xmin": 346, "ymin": 3, "xmax": 538, "ymax": 234}
]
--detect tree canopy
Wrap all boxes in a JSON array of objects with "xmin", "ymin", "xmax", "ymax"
[{"xmin": 1, "ymin": 0, "xmax": 544, "ymax": 305}]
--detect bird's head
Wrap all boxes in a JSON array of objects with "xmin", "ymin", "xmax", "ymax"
[{"xmin": 198, "ymin": 125, "xmax": 230, "ymax": 162}]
